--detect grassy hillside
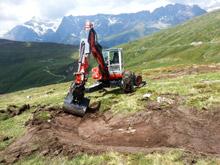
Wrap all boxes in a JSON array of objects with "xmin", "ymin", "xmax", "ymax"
[
  {"xmin": 0, "ymin": 63, "xmax": 219, "ymax": 164},
  {"xmin": 120, "ymin": 9, "xmax": 220, "ymax": 70},
  {"xmin": 0, "ymin": 40, "xmax": 80, "ymax": 94}
]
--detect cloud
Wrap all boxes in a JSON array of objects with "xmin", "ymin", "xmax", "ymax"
[
  {"xmin": 66, "ymin": 0, "xmax": 170, "ymax": 16},
  {"xmin": 0, "ymin": 0, "xmax": 219, "ymax": 37},
  {"xmin": 0, "ymin": 0, "xmax": 40, "ymax": 36},
  {"xmin": 36, "ymin": 0, "xmax": 78, "ymax": 19},
  {"xmin": 167, "ymin": 0, "xmax": 211, "ymax": 7},
  {"xmin": 1, "ymin": 0, "xmax": 27, "ymax": 6},
  {"xmin": 0, "ymin": 0, "xmax": 170, "ymax": 36}
]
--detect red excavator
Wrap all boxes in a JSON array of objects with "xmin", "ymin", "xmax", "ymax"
[{"xmin": 63, "ymin": 21, "xmax": 145, "ymax": 116}]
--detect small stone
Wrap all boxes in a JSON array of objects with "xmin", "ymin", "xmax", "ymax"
[
  {"xmin": 42, "ymin": 150, "xmax": 49, "ymax": 156},
  {"xmin": 157, "ymin": 97, "xmax": 166, "ymax": 103},
  {"xmin": 0, "ymin": 136, "xmax": 9, "ymax": 142},
  {"xmin": 164, "ymin": 98, "xmax": 175, "ymax": 105},
  {"xmin": 103, "ymin": 111, "xmax": 112, "ymax": 121},
  {"xmin": 26, "ymin": 95, "xmax": 31, "ymax": 99},
  {"xmin": 143, "ymin": 94, "xmax": 151, "ymax": 98},
  {"xmin": 126, "ymin": 127, "xmax": 136, "ymax": 133}
]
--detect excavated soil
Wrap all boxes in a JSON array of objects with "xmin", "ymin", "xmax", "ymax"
[
  {"xmin": 0, "ymin": 104, "xmax": 30, "ymax": 120},
  {"xmin": 1, "ymin": 102, "xmax": 220, "ymax": 163}
]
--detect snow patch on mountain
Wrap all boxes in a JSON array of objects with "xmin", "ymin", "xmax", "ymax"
[
  {"xmin": 23, "ymin": 17, "xmax": 60, "ymax": 36},
  {"xmin": 178, "ymin": 9, "xmax": 194, "ymax": 17},
  {"xmin": 108, "ymin": 17, "xmax": 120, "ymax": 26},
  {"xmin": 74, "ymin": 18, "xmax": 80, "ymax": 24},
  {"xmin": 159, "ymin": 16, "xmax": 168, "ymax": 21},
  {"xmin": 93, "ymin": 19, "xmax": 102, "ymax": 27}
]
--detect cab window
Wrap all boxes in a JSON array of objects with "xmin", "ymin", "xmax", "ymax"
[
  {"xmin": 110, "ymin": 51, "xmax": 119, "ymax": 64},
  {"xmin": 103, "ymin": 51, "xmax": 109, "ymax": 64}
]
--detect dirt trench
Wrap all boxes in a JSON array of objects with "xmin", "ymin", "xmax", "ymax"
[{"xmin": 1, "ymin": 102, "xmax": 220, "ymax": 164}]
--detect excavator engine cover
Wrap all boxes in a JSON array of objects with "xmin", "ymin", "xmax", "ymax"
[{"xmin": 63, "ymin": 93, "xmax": 90, "ymax": 116}]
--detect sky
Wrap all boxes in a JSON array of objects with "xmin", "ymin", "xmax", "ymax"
[{"xmin": 0, "ymin": 0, "xmax": 219, "ymax": 36}]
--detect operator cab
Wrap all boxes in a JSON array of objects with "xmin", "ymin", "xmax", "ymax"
[{"xmin": 103, "ymin": 48, "xmax": 124, "ymax": 75}]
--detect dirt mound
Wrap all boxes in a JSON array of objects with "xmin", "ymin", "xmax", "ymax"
[
  {"xmin": 0, "ymin": 104, "xmax": 30, "ymax": 120},
  {"xmin": 1, "ymin": 102, "xmax": 220, "ymax": 163}
]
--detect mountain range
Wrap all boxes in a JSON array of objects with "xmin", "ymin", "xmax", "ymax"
[
  {"xmin": 3, "ymin": 3, "xmax": 206, "ymax": 47},
  {"xmin": 0, "ymin": 8, "xmax": 220, "ymax": 94}
]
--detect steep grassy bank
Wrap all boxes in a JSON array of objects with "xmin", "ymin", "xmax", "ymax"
[{"xmin": 0, "ymin": 40, "xmax": 79, "ymax": 94}]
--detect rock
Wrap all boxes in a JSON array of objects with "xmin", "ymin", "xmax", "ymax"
[
  {"xmin": 143, "ymin": 94, "xmax": 151, "ymax": 98},
  {"xmin": 0, "ymin": 136, "xmax": 9, "ymax": 142},
  {"xmin": 190, "ymin": 41, "xmax": 203, "ymax": 46},
  {"xmin": 26, "ymin": 95, "xmax": 31, "ymax": 99},
  {"xmin": 42, "ymin": 149, "xmax": 49, "ymax": 156},
  {"xmin": 157, "ymin": 97, "xmax": 166, "ymax": 103},
  {"xmin": 164, "ymin": 98, "xmax": 175, "ymax": 105},
  {"xmin": 103, "ymin": 111, "xmax": 113, "ymax": 121},
  {"xmin": 157, "ymin": 97, "xmax": 174, "ymax": 104},
  {"xmin": 126, "ymin": 127, "xmax": 136, "ymax": 134},
  {"xmin": 118, "ymin": 128, "xmax": 124, "ymax": 131}
]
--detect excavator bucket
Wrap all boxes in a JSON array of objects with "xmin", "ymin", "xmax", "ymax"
[{"xmin": 63, "ymin": 93, "xmax": 90, "ymax": 116}]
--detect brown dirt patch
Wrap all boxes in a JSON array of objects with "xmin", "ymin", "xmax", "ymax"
[{"xmin": 1, "ymin": 102, "xmax": 220, "ymax": 163}]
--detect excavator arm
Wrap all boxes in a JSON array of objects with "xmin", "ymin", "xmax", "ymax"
[
  {"xmin": 75, "ymin": 22, "xmax": 109, "ymax": 85},
  {"xmin": 63, "ymin": 21, "xmax": 108, "ymax": 116}
]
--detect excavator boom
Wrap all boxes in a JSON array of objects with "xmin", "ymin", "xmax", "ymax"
[{"xmin": 63, "ymin": 21, "xmax": 108, "ymax": 116}]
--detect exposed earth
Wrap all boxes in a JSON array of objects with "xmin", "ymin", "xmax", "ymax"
[{"xmin": 1, "ymin": 100, "xmax": 220, "ymax": 164}]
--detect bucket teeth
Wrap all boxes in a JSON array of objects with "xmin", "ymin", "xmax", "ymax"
[{"xmin": 63, "ymin": 93, "xmax": 90, "ymax": 116}]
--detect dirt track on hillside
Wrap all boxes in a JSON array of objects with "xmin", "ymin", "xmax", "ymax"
[{"xmin": 1, "ymin": 100, "xmax": 220, "ymax": 164}]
